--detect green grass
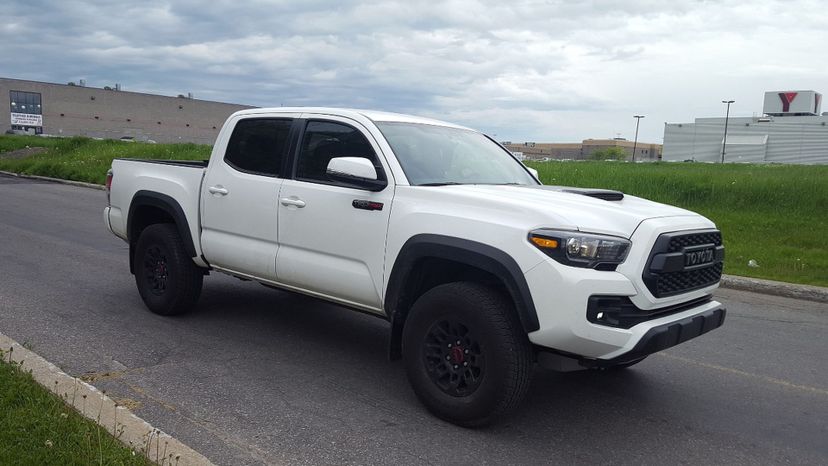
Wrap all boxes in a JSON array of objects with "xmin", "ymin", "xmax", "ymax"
[
  {"xmin": 0, "ymin": 135, "xmax": 210, "ymax": 185},
  {"xmin": 0, "ymin": 351, "xmax": 150, "ymax": 465},
  {"xmin": 527, "ymin": 161, "xmax": 828, "ymax": 287},
  {"xmin": 1, "ymin": 135, "xmax": 825, "ymax": 286}
]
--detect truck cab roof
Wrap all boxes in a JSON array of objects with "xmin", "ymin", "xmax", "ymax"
[{"xmin": 230, "ymin": 107, "xmax": 474, "ymax": 131}]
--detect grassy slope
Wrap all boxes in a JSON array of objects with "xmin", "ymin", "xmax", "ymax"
[
  {"xmin": 1, "ymin": 135, "xmax": 825, "ymax": 286},
  {"xmin": 0, "ymin": 135, "xmax": 210, "ymax": 185},
  {"xmin": 527, "ymin": 161, "xmax": 828, "ymax": 286},
  {"xmin": 0, "ymin": 352, "xmax": 150, "ymax": 465}
]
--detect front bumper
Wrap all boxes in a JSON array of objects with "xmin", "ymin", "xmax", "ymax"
[
  {"xmin": 524, "ymin": 217, "xmax": 725, "ymax": 360},
  {"xmin": 584, "ymin": 305, "xmax": 726, "ymax": 367},
  {"xmin": 524, "ymin": 258, "xmax": 723, "ymax": 359}
]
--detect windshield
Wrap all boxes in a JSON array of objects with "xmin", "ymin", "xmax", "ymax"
[{"xmin": 375, "ymin": 122, "xmax": 538, "ymax": 186}]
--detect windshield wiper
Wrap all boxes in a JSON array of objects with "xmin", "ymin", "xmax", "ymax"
[{"xmin": 417, "ymin": 182, "xmax": 465, "ymax": 186}]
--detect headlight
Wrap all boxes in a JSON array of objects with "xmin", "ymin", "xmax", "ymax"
[{"xmin": 528, "ymin": 229, "xmax": 631, "ymax": 270}]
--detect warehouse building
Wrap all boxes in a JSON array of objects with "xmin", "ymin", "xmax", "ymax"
[
  {"xmin": 502, "ymin": 139, "xmax": 662, "ymax": 161},
  {"xmin": 663, "ymin": 90, "xmax": 828, "ymax": 164},
  {"xmin": 2, "ymin": 77, "xmax": 254, "ymax": 144}
]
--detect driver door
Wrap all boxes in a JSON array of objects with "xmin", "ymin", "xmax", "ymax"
[{"xmin": 275, "ymin": 117, "xmax": 394, "ymax": 312}]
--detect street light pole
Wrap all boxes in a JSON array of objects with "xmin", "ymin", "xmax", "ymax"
[
  {"xmin": 721, "ymin": 100, "xmax": 734, "ymax": 163},
  {"xmin": 632, "ymin": 115, "xmax": 644, "ymax": 162}
]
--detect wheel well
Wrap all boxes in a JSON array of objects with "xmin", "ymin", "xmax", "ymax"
[
  {"xmin": 126, "ymin": 191, "xmax": 199, "ymax": 274},
  {"xmin": 386, "ymin": 235, "xmax": 540, "ymax": 361},
  {"xmin": 128, "ymin": 205, "xmax": 175, "ymax": 274},
  {"xmin": 387, "ymin": 257, "xmax": 511, "ymax": 360}
]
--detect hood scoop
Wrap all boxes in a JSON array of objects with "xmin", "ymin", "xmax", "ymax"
[{"xmin": 534, "ymin": 185, "xmax": 625, "ymax": 201}]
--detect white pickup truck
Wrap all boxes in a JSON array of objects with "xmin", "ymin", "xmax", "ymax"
[{"xmin": 104, "ymin": 107, "xmax": 726, "ymax": 426}]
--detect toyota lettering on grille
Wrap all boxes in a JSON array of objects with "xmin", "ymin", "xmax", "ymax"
[{"xmin": 684, "ymin": 248, "xmax": 715, "ymax": 267}]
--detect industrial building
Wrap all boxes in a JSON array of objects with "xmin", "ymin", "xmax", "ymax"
[
  {"xmin": 663, "ymin": 90, "xmax": 828, "ymax": 164},
  {"xmin": 2, "ymin": 77, "xmax": 254, "ymax": 144},
  {"xmin": 502, "ymin": 139, "xmax": 662, "ymax": 161}
]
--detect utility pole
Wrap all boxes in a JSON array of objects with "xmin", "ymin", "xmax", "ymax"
[
  {"xmin": 721, "ymin": 100, "xmax": 735, "ymax": 163},
  {"xmin": 632, "ymin": 115, "xmax": 644, "ymax": 162}
]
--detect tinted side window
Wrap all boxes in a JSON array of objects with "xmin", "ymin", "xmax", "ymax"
[
  {"xmin": 224, "ymin": 118, "xmax": 292, "ymax": 176},
  {"xmin": 296, "ymin": 121, "xmax": 379, "ymax": 183}
]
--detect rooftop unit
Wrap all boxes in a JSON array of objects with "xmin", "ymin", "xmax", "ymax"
[{"xmin": 763, "ymin": 90, "xmax": 822, "ymax": 116}]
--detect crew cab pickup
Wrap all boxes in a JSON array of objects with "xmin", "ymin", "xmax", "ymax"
[{"xmin": 104, "ymin": 108, "xmax": 726, "ymax": 426}]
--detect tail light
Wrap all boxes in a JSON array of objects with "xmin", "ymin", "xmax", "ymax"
[{"xmin": 105, "ymin": 169, "xmax": 113, "ymax": 205}]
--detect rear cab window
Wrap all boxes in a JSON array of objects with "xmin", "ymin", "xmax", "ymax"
[{"xmin": 224, "ymin": 118, "xmax": 293, "ymax": 177}]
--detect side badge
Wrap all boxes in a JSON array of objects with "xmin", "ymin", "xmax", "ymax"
[{"xmin": 352, "ymin": 200, "xmax": 384, "ymax": 211}]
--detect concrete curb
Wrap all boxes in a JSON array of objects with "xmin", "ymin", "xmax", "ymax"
[
  {"xmin": 0, "ymin": 170, "xmax": 104, "ymax": 190},
  {"xmin": 721, "ymin": 274, "xmax": 828, "ymax": 303},
  {"xmin": 0, "ymin": 332, "xmax": 214, "ymax": 466}
]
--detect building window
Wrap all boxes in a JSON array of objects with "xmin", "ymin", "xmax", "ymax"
[
  {"xmin": 9, "ymin": 90, "xmax": 43, "ymax": 134},
  {"xmin": 10, "ymin": 90, "xmax": 42, "ymax": 115}
]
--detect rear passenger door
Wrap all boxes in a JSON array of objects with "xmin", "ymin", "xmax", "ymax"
[
  {"xmin": 275, "ymin": 117, "xmax": 394, "ymax": 312},
  {"xmin": 201, "ymin": 115, "xmax": 297, "ymax": 279}
]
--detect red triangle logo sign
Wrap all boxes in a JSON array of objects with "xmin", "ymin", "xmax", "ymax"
[{"xmin": 778, "ymin": 92, "xmax": 798, "ymax": 112}]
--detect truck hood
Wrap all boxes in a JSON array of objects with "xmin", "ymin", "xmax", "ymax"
[{"xmin": 431, "ymin": 184, "xmax": 704, "ymax": 238}]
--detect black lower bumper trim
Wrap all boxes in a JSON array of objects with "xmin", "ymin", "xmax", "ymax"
[{"xmin": 589, "ymin": 305, "xmax": 726, "ymax": 368}]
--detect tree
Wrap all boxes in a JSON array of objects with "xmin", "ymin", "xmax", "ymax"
[{"xmin": 589, "ymin": 147, "xmax": 628, "ymax": 161}]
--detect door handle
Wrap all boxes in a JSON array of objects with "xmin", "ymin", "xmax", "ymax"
[
  {"xmin": 280, "ymin": 197, "xmax": 306, "ymax": 208},
  {"xmin": 208, "ymin": 186, "xmax": 229, "ymax": 196}
]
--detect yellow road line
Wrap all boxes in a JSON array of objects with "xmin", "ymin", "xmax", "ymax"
[{"xmin": 657, "ymin": 352, "xmax": 828, "ymax": 397}]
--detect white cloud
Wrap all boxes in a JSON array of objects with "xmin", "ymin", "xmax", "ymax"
[{"xmin": 2, "ymin": 0, "xmax": 827, "ymax": 142}]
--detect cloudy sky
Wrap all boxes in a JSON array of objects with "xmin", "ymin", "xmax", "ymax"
[{"xmin": 3, "ymin": 0, "xmax": 826, "ymax": 142}]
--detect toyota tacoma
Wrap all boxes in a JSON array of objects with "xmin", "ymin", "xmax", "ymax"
[{"xmin": 104, "ymin": 108, "xmax": 726, "ymax": 426}]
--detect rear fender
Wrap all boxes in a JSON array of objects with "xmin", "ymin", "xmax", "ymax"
[{"xmin": 127, "ymin": 191, "xmax": 198, "ymax": 273}]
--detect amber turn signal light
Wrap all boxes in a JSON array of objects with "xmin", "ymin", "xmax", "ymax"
[{"xmin": 530, "ymin": 236, "xmax": 559, "ymax": 249}]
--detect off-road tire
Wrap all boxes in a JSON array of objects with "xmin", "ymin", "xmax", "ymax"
[
  {"xmin": 402, "ymin": 282, "xmax": 533, "ymax": 427},
  {"xmin": 134, "ymin": 223, "xmax": 203, "ymax": 315}
]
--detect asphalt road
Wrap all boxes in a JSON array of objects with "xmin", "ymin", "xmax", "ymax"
[{"xmin": 1, "ymin": 173, "xmax": 826, "ymax": 465}]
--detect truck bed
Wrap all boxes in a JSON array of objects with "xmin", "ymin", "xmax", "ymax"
[{"xmin": 107, "ymin": 157, "xmax": 208, "ymax": 264}]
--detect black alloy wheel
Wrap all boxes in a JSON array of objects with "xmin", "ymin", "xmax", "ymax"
[
  {"xmin": 402, "ymin": 281, "xmax": 533, "ymax": 427},
  {"xmin": 143, "ymin": 245, "xmax": 169, "ymax": 296},
  {"xmin": 423, "ymin": 318, "xmax": 485, "ymax": 397},
  {"xmin": 134, "ymin": 223, "xmax": 203, "ymax": 316}
]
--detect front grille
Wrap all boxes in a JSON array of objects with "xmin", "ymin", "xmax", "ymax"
[
  {"xmin": 643, "ymin": 230, "xmax": 724, "ymax": 298},
  {"xmin": 654, "ymin": 262, "xmax": 723, "ymax": 296},
  {"xmin": 668, "ymin": 231, "xmax": 722, "ymax": 251}
]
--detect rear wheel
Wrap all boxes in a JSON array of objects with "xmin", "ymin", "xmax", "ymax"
[
  {"xmin": 402, "ymin": 282, "xmax": 533, "ymax": 427},
  {"xmin": 134, "ymin": 224, "xmax": 203, "ymax": 315}
]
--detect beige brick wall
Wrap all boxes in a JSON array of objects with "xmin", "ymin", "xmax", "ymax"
[{"xmin": 1, "ymin": 78, "xmax": 255, "ymax": 144}]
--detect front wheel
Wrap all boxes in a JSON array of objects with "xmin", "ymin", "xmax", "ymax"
[
  {"xmin": 402, "ymin": 282, "xmax": 533, "ymax": 427},
  {"xmin": 134, "ymin": 223, "xmax": 203, "ymax": 315}
]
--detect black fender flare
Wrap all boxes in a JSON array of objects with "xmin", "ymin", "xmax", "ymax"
[
  {"xmin": 127, "ymin": 191, "xmax": 197, "ymax": 272},
  {"xmin": 384, "ymin": 234, "xmax": 540, "ymax": 359}
]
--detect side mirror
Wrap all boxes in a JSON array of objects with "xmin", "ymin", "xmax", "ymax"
[
  {"xmin": 525, "ymin": 166, "xmax": 539, "ymax": 180},
  {"xmin": 326, "ymin": 157, "xmax": 387, "ymax": 191}
]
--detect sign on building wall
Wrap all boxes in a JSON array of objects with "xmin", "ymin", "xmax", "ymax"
[
  {"xmin": 10, "ymin": 112, "xmax": 43, "ymax": 127},
  {"xmin": 763, "ymin": 90, "xmax": 822, "ymax": 116}
]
